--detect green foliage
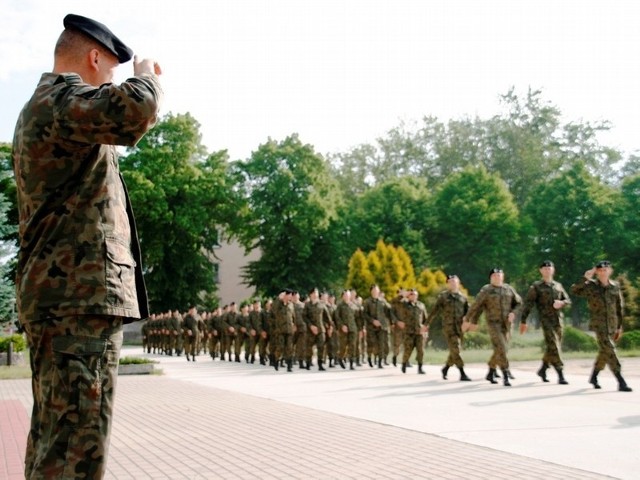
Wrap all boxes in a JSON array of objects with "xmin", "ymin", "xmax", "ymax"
[
  {"xmin": 120, "ymin": 113, "xmax": 235, "ymax": 311},
  {"xmin": 429, "ymin": 165, "xmax": 523, "ymax": 294},
  {"xmin": 618, "ymin": 330, "xmax": 640, "ymax": 350},
  {"xmin": 462, "ymin": 331, "xmax": 492, "ymax": 349},
  {"xmin": 230, "ymin": 134, "xmax": 343, "ymax": 296},
  {"xmin": 0, "ymin": 334, "xmax": 26, "ymax": 353},
  {"xmin": 118, "ymin": 356, "xmax": 156, "ymax": 365},
  {"xmin": 345, "ymin": 249, "xmax": 374, "ymax": 297},
  {"xmin": 562, "ymin": 326, "xmax": 598, "ymax": 352}
]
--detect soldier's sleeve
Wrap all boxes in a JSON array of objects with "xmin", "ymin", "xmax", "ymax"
[
  {"xmin": 55, "ymin": 74, "xmax": 163, "ymax": 146},
  {"xmin": 615, "ymin": 285, "xmax": 624, "ymax": 329},
  {"xmin": 426, "ymin": 294, "xmax": 443, "ymax": 325},
  {"xmin": 520, "ymin": 284, "xmax": 537, "ymax": 324},
  {"xmin": 510, "ymin": 286, "xmax": 523, "ymax": 314},
  {"xmin": 466, "ymin": 288, "xmax": 487, "ymax": 325},
  {"xmin": 557, "ymin": 283, "xmax": 572, "ymax": 306},
  {"xmin": 570, "ymin": 277, "xmax": 592, "ymax": 297}
]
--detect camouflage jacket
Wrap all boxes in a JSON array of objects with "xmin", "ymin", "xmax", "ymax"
[
  {"xmin": 520, "ymin": 280, "xmax": 571, "ymax": 329},
  {"xmin": 467, "ymin": 284, "xmax": 522, "ymax": 326},
  {"xmin": 362, "ymin": 297, "xmax": 392, "ymax": 331},
  {"xmin": 12, "ymin": 72, "xmax": 162, "ymax": 323},
  {"xmin": 571, "ymin": 277, "xmax": 623, "ymax": 334},
  {"xmin": 402, "ymin": 301, "xmax": 429, "ymax": 335},
  {"xmin": 333, "ymin": 300, "xmax": 358, "ymax": 332},
  {"xmin": 303, "ymin": 300, "xmax": 332, "ymax": 333},
  {"xmin": 427, "ymin": 290, "xmax": 469, "ymax": 334}
]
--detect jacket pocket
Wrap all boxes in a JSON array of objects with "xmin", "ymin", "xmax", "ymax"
[{"xmin": 105, "ymin": 236, "xmax": 136, "ymax": 308}]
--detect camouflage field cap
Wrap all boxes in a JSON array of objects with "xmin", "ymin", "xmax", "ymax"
[{"xmin": 63, "ymin": 13, "xmax": 133, "ymax": 63}]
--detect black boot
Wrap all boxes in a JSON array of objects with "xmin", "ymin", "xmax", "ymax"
[
  {"xmin": 614, "ymin": 371, "xmax": 632, "ymax": 392},
  {"xmin": 459, "ymin": 366, "xmax": 471, "ymax": 381},
  {"xmin": 378, "ymin": 357, "xmax": 384, "ymax": 369},
  {"xmin": 356, "ymin": 359, "xmax": 361, "ymax": 367},
  {"xmin": 287, "ymin": 359, "xmax": 293, "ymax": 372},
  {"xmin": 589, "ymin": 368, "xmax": 601, "ymax": 389},
  {"xmin": 349, "ymin": 359, "xmax": 355, "ymax": 370},
  {"xmin": 329, "ymin": 358, "xmax": 335, "ymax": 368},
  {"xmin": 537, "ymin": 362, "xmax": 549, "ymax": 382},
  {"xmin": 235, "ymin": 354, "xmax": 240, "ymax": 363},
  {"xmin": 192, "ymin": 355, "xmax": 196, "ymax": 362},
  {"xmin": 338, "ymin": 358, "xmax": 346, "ymax": 369},
  {"xmin": 305, "ymin": 359, "xmax": 311, "ymax": 370},
  {"xmin": 418, "ymin": 364, "xmax": 425, "ymax": 375},
  {"xmin": 186, "ymin": 355, "xmax": 191, "ymax": 361},
  {"xmin": 299, "ymin": 359, "xmax": 305, "ymax": 369},
  {"xmin": 368, "ymin": 356, "xmax": 373, "ymax": 368},
  {"xmin": 384, "ymin": 358, "xmax": 389, "ymax": 366},
  {"xmin": 441, "ymin": 365, "xmax": 450, "ymax": 380},
  {"xmin": 554, "ymin": 366, "xmax": 568, "ymax": 385},
  {"xmin": 318, "ymin": 360, "xmax": 325, "ymax": 371},
  {"xmin": 486, "ymin": 368, "xmax": 497, "ymax": 384},
  {"xmin": 502, "ymin": 369, "xmax": 511, "ymax": 387},
  {"xmin": 251, "ymin": 354, "xmax": 256, "ymax": 364},
  {"xmin": 402, "ymin": 362, "xmax": 407, "ymax": 374},
  {"xmin": 274, "ymin": 357, "xmax": 280, "ymax": 371},
  {"xmin": 392, "ymin": 355, "xmax": 397, "ymax": 367}
]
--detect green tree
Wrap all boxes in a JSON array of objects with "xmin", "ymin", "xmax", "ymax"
[
  {"xmin": 230, "ymin": 134, "xmax": 343, "ymax": 296},
  {"xmin": 120, "ymin": 113, "xmax": 235, "ymax": 311},
  {"xmin": 612, "ymin": 174, "xmax": 640, "ymax": 280},
  {"xmin": 345, "ymin": 248, "xmax": 374, "ymax": 296},
  {"xmin": 430, "ymin": 166, "xmax": 523, "ymax": 294},
  {"xmin": 338, "ymin": 177, "xmax": 432, "ymax": 270}
]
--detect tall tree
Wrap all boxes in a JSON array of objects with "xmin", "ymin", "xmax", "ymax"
[
  {"xmin": 429, "ymin": 166, "xmax": 523, "ymax": 293},
  {"xmin": 230, "ymin": 134, "xmax": 343, "ymax": 296},
  {"xmin": 120, "ymin": 113, "xmax": 235, "ymax": 311}
]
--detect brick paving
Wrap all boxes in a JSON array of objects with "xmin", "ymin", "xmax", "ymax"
[{"xmin": 0, "ymin": 356, "xmax": 625, "ymax": 480}]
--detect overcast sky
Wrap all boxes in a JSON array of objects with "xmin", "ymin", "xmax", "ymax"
[{"xmin": 1, "ymin": 0, "xmax": 639, "ymax": 161}]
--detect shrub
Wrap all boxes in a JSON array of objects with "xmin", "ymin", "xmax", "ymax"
[
  {"xmin": 562, "ymin": 326, "xmax": 597, "ymax": 352},
  {"xmin": 618, "ymin": 330, "xmax": 640, "ymax": 350},
  {"xmin": 0, "ymin": 334, "xmax": 27, "ymax": 353},
  {"xmin": 119, "ymin": 356, "xmax": 156, "ymax": 365},
  {"xmin": 463, "ymin": 331, "xmax": 491, "ymax": 349}
]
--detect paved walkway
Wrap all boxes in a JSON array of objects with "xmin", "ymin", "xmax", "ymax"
[{"xmin": 2, "ymin": 348, "xmax": 639, "ymax": 479}]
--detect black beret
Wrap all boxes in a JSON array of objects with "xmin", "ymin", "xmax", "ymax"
[
  {"xmin": 489, "ymin": 267, "xmax": 503, "ymax": 278},
  {"xmin": 595, "ymin": 260, "xmax": 612, "ymax": 268},
  {"xmin": 539, "ymin": 260, "xmax": 554, "ymax": 268},
  {"xmin": 63, "ymin": 14, "xmax": 133, "ymax": 63}
]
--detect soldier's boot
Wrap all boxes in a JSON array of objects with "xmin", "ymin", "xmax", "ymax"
[
  {"xmin": 274, "ymin": 357, "xmax": 280, "ymax": 371},
  {"xmin": 486, "ymin": 368, "xmax": 498, "ymax": 384},
  {"xmin": 384, "ymin": 357, "xmax": 389, "ymax": 366},
  {"xmin": 589, "ymin": 368, "xmax": 601, "ymax": 389},
  {"xmin": 192, "ymin": 354, "xmax": 196, "ymax": 362},
  {"xmin": 251, "ymin": 354, "xmax": 256, "ymax": 364},
  {"xmin": 235, "ymin": 354, "xmax": 241, "ymax": 363},
  {"xmin": 280, "ymin": 359, "xmax": 285, "ymax": 367},
  {"xmin": 441, "ymin": 364, "xmax": 450, "ymax": 380},
  {"xmin": 537, "ymin": 362, "xmax": 550, "ymax": 382},
  {"xmin": 402, "ymin": 362, "xmax": 407, "ymax": 374},
  {"xmin": 245, "ymin": 354, "xmax": 250, "ymax": 363},
  {"xmin": 318, "ymin": 360, "xmax": 325, "ymax": 371},
  {"xmin": 305, "ymin": 359, "xmax": 311, "ymax": 371},
  {"xmin": 459, "ymin": 367, "xmax": 471, "ymax": 381},
  {"xmin": 356, "ymin": 357, "xmax": 361, "ymax": 367},
  {"xmin": 502, "ymin": 369, "xmax": 511, "ymax": 387},
  {"xmin": 554, "ymin": 366, "xmax": 569, "ymax": 385},
  {"xmin": 614, "ymin": 372, "xmax": 633, "ymax": 392},
  {"xmin": 418, "ymin": 364, "xmax": 425, "ymax": 375},
  {"xmin": 349, "ymin": 359, "xmax": 355, "ymax": 370},
  {"xmin": 338, "ymin": 358, "xmax": 346, "ymax": 369},
  {"xmin": 493, "ymin": 369, "xmax": 500, "ymax": 378},
  {"xmin": 329, "ymin": 358, "xmax": 335, "ymax": 368},
  {"xmin": 508, "ymin": 370, "xmax": 515, "ymax": 379},
  {"xmin": 186, "ymin": 354, "xmax": 191, "ymax": 362},
  {"xmin": 392, "ymin": 355, "xmax": 397, "ymax": 367},
  {"xmin": 378, "ymin": 357, "xmax": 384, "ymax": 369},
  {"xmin": 259, "ymin": 355, "xmax": 265, "ymax": 365},
  {"xmin": 287, "ymin": 359, "xmax": 293, "ymax": 372},
  {"xmin": 368, "ymin": 356, "xmax": 373, "ymax": 368},
  {"xmin": 299, "ymin": 359, "xmax": 306, "ymax": 369}
]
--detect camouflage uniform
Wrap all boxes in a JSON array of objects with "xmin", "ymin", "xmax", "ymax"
[
  {"xmin": 571, "ymin": 274, "xmax": 631, "ymax": 391},
  {"xmin": 12, "ymin": 27, "xmax": 162, "ymax": 478},
  {"xmin": 334, "ymin": 298, "xmax": 359, "ymax": 369},
  {"xmin": 272, "ymin": 296, "xmax": 295, "ymax": 371},
  {"xmin": 521, "ymin": 280, "xmax": 571, "ymax": 382},
  {"xmin": 390, "ymin": 294, "xmax": 406, "ymax": 367},
  {"xmin": 428, "ymin": 289, "xmax": 470, "ymax": 380},
  {"xmin": 400, "ymin": 298, "xmax": 428, "ymax": 374},
  {"xmin": 182, "ymin": 312, "xmax": 200, "ymax": 361},
  {"xmin": 362, "ymin": 295, "xmax": 391, "ymax": 368},
  {"xmin": 247, "ymin": 304, "xmax": 262, "ymax": 363},
  {"xmin": 304, "ymin": 298, "xmax": 333, "ymax": 370},
  {"xmin": 467, "ymin": 284, "xmax": 522, "ymax": 384},
  {"xmin": 221, "ymin": 306, "xmax": 238, "ymax": 361},
  {"xmin": 292, "ymin": 299, "xmax": 307, "ymax": 368},
  {"xmin": 208, "ymin": 309, "xmax": 222, "ymax": 360}
]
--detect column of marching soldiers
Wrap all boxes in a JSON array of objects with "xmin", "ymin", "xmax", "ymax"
[
  {"xmin": 139, "ymin": 263, "xmax": 634, "ymax": 392},
  {"xmin": 141, "ymin": 286, "xmax": 447, "ymax": 376}
]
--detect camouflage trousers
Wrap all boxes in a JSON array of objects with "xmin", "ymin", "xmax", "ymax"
[
  {"xmin": 367, "ymin": 328, "xmax": 389, "ymax": 359},
  {"xmin": 487, "ymin": 321, "xmax": 509, "ymax": 370},
  {"xmin": 594, "ymin": 330, "xmax": 621, "ymax": 373},
  {"xmin": 273, "ymin": 331, "xmax": 293, "ymax": 362},
  {"xmin": 541, "ymin": 325, "xmax": 563, "ymax": 368},
  {"xmin": 391, "ymin": 325, "xmax": 404, "ymax": 357},
  {"xmin": 443, "ymin": 329, "xmax": 464, "ymax": 368},
  {"xmin": 402, "ymin": 333, "xmax": 425, "ymax": 364},
  {"xmin": 293, "ymin": 330, "xmax": 306, "ymax": 361},
  {"xmin": 338, "ymin": 330, "xmax": 357, "ymax": 360},
  {"xmin": 23, "ymin": 315, "xmax": 123, "ymax": 480}
]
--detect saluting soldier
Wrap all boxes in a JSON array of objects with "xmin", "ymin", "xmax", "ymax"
[
  {"xmin": 428, "ymin": 275, "xmax": 471, "ymax": 381},
  {"xmin": 571, "ymin": 260, "xmax": 632, "ymax": 392}
]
